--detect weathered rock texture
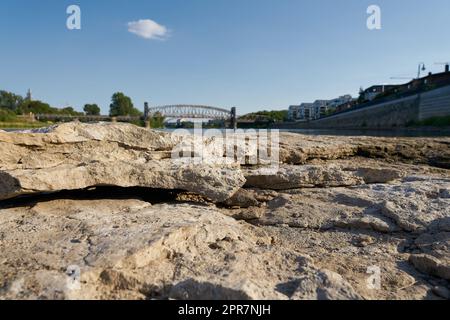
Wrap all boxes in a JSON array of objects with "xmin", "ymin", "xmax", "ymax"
[
  {"xmin": 0, "ymin": 123, "xmax": 244, "ymax": 203},
  {"xmin": 0, "ymin": 123, "xmax": 449, "ymax": 300}
]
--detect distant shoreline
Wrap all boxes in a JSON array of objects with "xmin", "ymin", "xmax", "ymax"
[
  {"xmin": 0, "ymin": 122, "xmax": 53, "ymax": 130},
  {"xmin": 2, "ymin": 121, "xmax": 450, "ymax": 137}
]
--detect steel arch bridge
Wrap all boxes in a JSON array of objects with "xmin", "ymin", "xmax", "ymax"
[{"xmin": 147, "ymin": 105, "xmax": 232, "ymax": 120}]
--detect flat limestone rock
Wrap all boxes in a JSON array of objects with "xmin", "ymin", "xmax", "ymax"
[
  {"xmin": 0, "ymin": 160, "xmax": 244, "ymax": 203},
  {"xmin": 0, "ymin": 123, "xmax": 246, "ymax": 202},
  {"xmin": 244, "ymin": 165, "xmax": 404, "ymax": 190},
  {"xmin": 0, "ymin": 122, "xmax": 178, "ymax": 150},
  {"xmin": 221, "ymin": 189, "xmax": 260, "ymax": 208},
  {"xmin": 334, "ymin": 215, "xmax": 400, "ymax": 233},
  {"xmin": 409, "ymin": 254, "xmax": 450, "ymax": 280},
  {"xmin": 242, "ymin": 176, "xmax": 449, "ymax": 235},
  {"xmin": 253, "ymin": 194, "xmax": 341, "ymax": 229},
  {"xmin": 0, "ymin": 199, "xmax": 305, "ymax": 300},
  {"xmin": 1, "ymin": 124, "xmax": 449, "ymax": 300},
  {"xmin": 291, "ymin": 268, "xmax": 363, "ymax": 300},
  {"xmin": 374, "ymin": 177, "xmax": 450, "ymax": 233},
  {"xmin": 168, "ymin": 278, "xmax": 275, "ymax": 300},
  {"xmin": 278, "ymin": 133, "xmax": 450, "ymax": 169},
  {"xmin": 411, "ymin": 232, "xmax": 450, "ymax": 281}
]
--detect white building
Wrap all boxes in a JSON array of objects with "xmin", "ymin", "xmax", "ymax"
[
  {"xmin": 311, "ymin": 100, "xmax": 329, "ymax": 119},
  {"xmin": 288, "ymin": 95, "xmax": 353, "ymax": 121},
  {"xmin": 288, "ymin": 103, "xmax": 314, "ymax": 121},
  {"xmin": 288, "ymin": 105, "xmax": 301, "ymax": 121}
]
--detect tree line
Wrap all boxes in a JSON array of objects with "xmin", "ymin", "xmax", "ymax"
[
  {"xmin": 0, "ymin": 90, "xmax": 152, "ymax": 118},
  {"xmin": 0, "ymin": 90, "xmax": 165, "ymax": 127},
  {"xmin": 239, "ymin": 110, "xmax": 288, "ymax": 122}
]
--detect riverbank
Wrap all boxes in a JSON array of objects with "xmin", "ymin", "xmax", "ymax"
[
  {"xmin": 0, "ymin": 121, "xmax": 52, "ymax": 129},
  {"xmin": 0, "ymin": 122, "xmax": 449, "ymax": 300},
  {"xmin": 271, "ymin": 122, "xmax": 450, "ymax": 137},
  {"xmin": 3, "ymin": 119, "xmax": 450, "ymax": 137},
  {"xmin": 276, "ymin": 126, "xmax": 450, "ymax": 137}
]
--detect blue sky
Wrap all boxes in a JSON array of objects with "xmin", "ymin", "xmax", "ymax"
[{"xmin": 1, "ymin": 0, "xmax": 449, "ymax": 114}]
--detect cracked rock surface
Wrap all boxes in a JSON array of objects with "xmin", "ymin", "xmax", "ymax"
[
  {"xmin": 0, "ymin": 123, "xmax": 244, "ymax": 203},
  {"xmin": 0, "ymin": 123, "xmax": 449, "ymax": 300}
]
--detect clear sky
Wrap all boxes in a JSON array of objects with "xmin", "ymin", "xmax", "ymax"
[{"xmin": 1, "ymin": 0, "xmax": 449, "ymax": 115}]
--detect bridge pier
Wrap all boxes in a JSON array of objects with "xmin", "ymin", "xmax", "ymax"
[
  {"xmin": 144, "ymin": 102, "xmax": 150, "ymax": 121},
  {"xmin": 230, "ymin": 107, "xmax": 237, "ymax": 130},
  {"xmin": 144, "ymin": 102, "xmax": 151, "ymax": 129}
]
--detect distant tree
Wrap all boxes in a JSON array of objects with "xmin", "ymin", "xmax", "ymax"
[
  {"xmin": 109, "ymin": 92, "xmax": 141, "ymax": 117},
  {"xmin": 357, "ymin": 87, "xmax": 367, "ymax": 104},
  {"xmin": 240, "ymin": 110, "xmax": 288, "ymax": 122},
  {"xmin": 0, "ymin": 108, "xmax": 17, "ymax": 122},
  {"xmin": 0, "ymin": 90, "xmax": 23, "ymax": 112},
  {"xmin": 18, "ymin": 100, "xmax": 58, "ymax": 115},
  {"xmin": 84, "ymin": 104, "xmax": 101, "ymax": 116},
  {"xmin": 149, "ymin": 112, "xmax": 165, "ymax": 128},
  {"xmin": 59, "ymin": 106, "xmax": 83, "ymax": 116}
]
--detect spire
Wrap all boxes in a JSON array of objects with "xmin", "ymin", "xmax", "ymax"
[{"xmin": 26, "ymin": 89, "xmax": 32, "ymax": 101}]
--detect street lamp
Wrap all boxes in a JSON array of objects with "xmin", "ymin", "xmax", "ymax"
[{"xmin": 417, "ymin": 63, "xmax": 426, "ymax": 79}]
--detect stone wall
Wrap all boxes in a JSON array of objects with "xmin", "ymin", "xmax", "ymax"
[
  {"xmin": 419, "ymin": 84, "xmax": 450, "ymax": 120},
  {"xmin": 277, "ymin": 84, "xmax": 450, "ymax": 129}
]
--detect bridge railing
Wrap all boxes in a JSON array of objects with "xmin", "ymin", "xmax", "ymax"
[
  {"xmin": 35, "ymin": 105, "xmax": 238, "ymax": 128},
  {"xmin": 147, "ymin": 105, "xmax": 233, "ymax": 120}
]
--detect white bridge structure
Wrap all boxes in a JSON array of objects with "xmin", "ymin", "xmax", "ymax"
[
  {"xmin": 35, "ymin": 104, "xmax": 238, "ymax": 129},
  {"xmin": 146, "ymin": 105, "xmax": 234, "ymax": 120}
]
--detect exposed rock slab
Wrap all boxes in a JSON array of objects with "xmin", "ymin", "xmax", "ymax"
[
  {"xmin": 0, "ymin": 160, "xmax": 244, "ymax": 203},
  {"xmin": 0, "ymin": 123, "xmax": 245, "ymax": 202},
  {"xmin": 278, "ymin": 133, "xmax": 450, "ymax": 169},
  {"xmin": 263, "ymin": 225, "xmax": 431, "ymax": 300},
  {"xmin": 1, "ymin": 123, "xmax": 449, "ymax": 300},
  {"xmin": 374, "ymin": 177, "xmax": 450, "ymax": 233},
  {"xmin": 244, "ymin": 165, "xmax": 404, "ymax": 190},
  {"xmin": 290, "ymin": 268, "xmax": 363, "ymax": 300},
  {"xmin": 334, "ymin": 215, "xmax": 400, "ymax": 233},
  {"xmin": 237, "ymin": 175, "xmax": 449, "ymax": 236},
  {"xmin": 0, "ymin": 199, "xmax": 305, "ymax": 300},
  {"xmin": 409, "ymin": 254, "xmax": 450, "ymax": 280},
  {"xmin": 0, "ymin": 198, "xmax": 408, "ymax": 300}
]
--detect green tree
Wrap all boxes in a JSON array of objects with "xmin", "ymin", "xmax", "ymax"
[
  {"xmin": 0, "ymin": 90, "xmax": 23, "ymax": 112},
  {"xmin": 18, "ymin": 100, "xmax": 58, "ymax": 115},
  {"xmin": 84, "ymin": 104, "xmax": 101, "ymax": 116},
  {"xmin": 149, "ymin": 112, "xmax": 165, "ymax": 128},
  {"xmin": 240, "ymin": 110, "xmax": 288, "ymax": 122},
  {"xmin": 357, "ymin": 87, "xmax": 367, "ymax": 104},
  {"xmin": 109, "ymin": 92, "xmax": 141, "ymax": 117},
  {"xmin": 0, "ymin": 108, "xmax": 17, "ymax": 122},
  {"xmin": 59, "ymin": 106, "xmax": 83, "ymax": 116}
]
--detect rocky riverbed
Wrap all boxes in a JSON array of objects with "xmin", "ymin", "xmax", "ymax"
[{"xmin": 0, "ymin": 123, "xmax": 449, "ymax": 300}]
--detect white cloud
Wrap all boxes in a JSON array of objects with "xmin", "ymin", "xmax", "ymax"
[{"xmin": 127, "ymin": 19, "xmax": 169, "ymax": 40}]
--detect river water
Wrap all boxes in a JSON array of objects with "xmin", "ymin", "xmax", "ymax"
[
  {"xmin": 159, "ymin": 128, "xmax": 450, "ymax": 137},
  {"xmin": 3, "ymin": 127, "xmax": 450, "ymax": 137},
  {"xmin": 280, "ymin": 128, "xmax": 450, "ymax": 137}
]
